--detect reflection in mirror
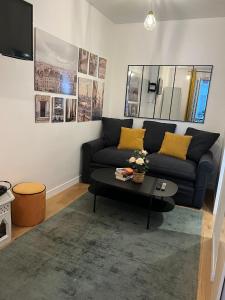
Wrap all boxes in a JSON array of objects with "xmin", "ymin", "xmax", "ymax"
[
  {"xmin": 139, "ymin": 66, "xmax": 159, "ymax": 119},
  {"xmin": 190, "ymin": 66, "xmax": 212, "ymax": 123},
  {"xmin": 171, "ymin": 66, "xmax": 193, "ymax": 121},
  {"xmin": 124, "ymin": 65, "xmax": 213, "ymax": 123},
  {"xmin": 154, "ymin": 66, "xmax": 175, "ymax": 120},
  {"xmin": 125, "ymin": 66, "xmax": 143, "ymax": 118}
]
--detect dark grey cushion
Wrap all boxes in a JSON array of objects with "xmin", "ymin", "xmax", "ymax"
[
  {"xmin": 146, "ymin": 153, "xmax": 197, "ymax": 182},
  {"xmin": 185, "ymin": 127, "xmax": 220, "ymax": 162},
  {"xmin": 143, "ymin": 121, "xmax": 177, "ymax": 153},
  {"xmin": 102, "ymin": 117, "xmax": 133, "ymax": 147},
  {"xmin": 93, "ymin": 147, "xmax": 133, "ymax": 167}
]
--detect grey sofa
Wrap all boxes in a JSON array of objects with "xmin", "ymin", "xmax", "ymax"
[{"xmin": 82, "ymin": 118, "xmax": 219, "ymax": 209}]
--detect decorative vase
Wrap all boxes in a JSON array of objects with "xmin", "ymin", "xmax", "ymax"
[{"xmin": 133, "ymin": 171, "xmax": 145, "ymax": 184}]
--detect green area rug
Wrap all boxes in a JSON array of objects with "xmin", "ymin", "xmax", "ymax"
[{"xmin": 0, "ymin": 193, "xmax": 202, "ymax": 300}]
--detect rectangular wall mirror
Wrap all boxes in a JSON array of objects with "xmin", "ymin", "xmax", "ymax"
[{"xmin": 124, "ymin": 65, "xmax": 213, "ymax": 123}]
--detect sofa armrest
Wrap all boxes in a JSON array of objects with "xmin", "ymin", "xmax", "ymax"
[
  {"xmin": 193, "ymin": 151, "xmax": 214, "ymax": 208},
  {"xmin": 81, "ymin": 138, "xmax": 105, "ymax": 183}
]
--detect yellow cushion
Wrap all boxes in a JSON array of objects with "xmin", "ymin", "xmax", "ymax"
[
  {"xmin": 13, "ymin": 182, "xmax": 46, "ymax": 195},
  {"xmin": 118, "ymin": 127, "xmax": 146, "ymax": 150},
  {"xmin": 159, "ymin": 132, "xmax": 192, "ymax": 160}
]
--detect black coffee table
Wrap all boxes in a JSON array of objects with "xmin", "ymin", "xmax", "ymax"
[{"xmin": 89, "ymin": 168, "xmax": 178, "ymax": 229}]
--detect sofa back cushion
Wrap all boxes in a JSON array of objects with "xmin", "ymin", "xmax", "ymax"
[
  {"xmin": 102, "ymin": 117, "xmax": 133, "ymax": 147},
  {"xmin": 185, "ymin": 127, "xmax": 220, "ymax": 162},
  {"xmin": 143, "ymin": 121, "xmax": 177, "ymax": 153}
]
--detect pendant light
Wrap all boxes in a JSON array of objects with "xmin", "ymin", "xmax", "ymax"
[
  {"xmin": 144, "ymin": 1, "xmax": 156, "ymax": 31},
  {"xmin": 144, "ymin": 11, "xmax": 156, "ymax": 31}
]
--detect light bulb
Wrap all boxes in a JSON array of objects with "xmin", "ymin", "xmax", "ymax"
[{"xmin": 144, "ymin": 11, "xmax": 156, "ymax": 31}]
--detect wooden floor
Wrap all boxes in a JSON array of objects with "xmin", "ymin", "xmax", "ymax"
[{"xmin": 10, "ymin": 184, "xmax": 223, "ymax": 300}]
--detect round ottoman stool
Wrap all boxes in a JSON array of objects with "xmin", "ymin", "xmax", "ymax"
[{"xmin": 12, "ymin": 182, "xmax": 46, "ymax": 227}]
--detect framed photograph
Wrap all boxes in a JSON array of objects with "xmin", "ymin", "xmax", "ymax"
[
  {"xmin": 35, "ymin": 95, "xmax": 50, "ymax": 123},
  {"xmin": 127, "ymin": 103, "xmax": 139, "ymax": 117},
  {"xmin": 92, "ymin": 81, "xmax": 104, "ymax": 120},
  {"xmin": 78, "ymin": 48, "xmax": 89, "ymax": 74},
  {"xmin": 52, "ymin": 97, "xmax": 64, "ymax": 123},
  {"xmin": 78, "ymin": 78, "xmax": 92, "ymax": 122},
  {"xmin": 35, "ymin": 28, "xmax": 78, "ymax": 96},
  {"xmin": 66, "ymin": 99, "xmax": 77, "ymax": 122},
  {"xmin": 89, "ymin": 53, "xmax": 98, "ymax": 77},
  {"xmin": 98, "ymin": 57, "xmax": 107, "ymax": 79}
]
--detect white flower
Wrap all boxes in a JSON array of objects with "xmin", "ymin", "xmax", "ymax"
[
  {"xmin": 129, "ymin": 157, "xmax": 136, "ymax": 163},
  {"xmin": 136, "ymin": 158, "xmax": 144, "ymax": 165},
  {"xmin": 142, "ymin": 150, "xmax": 148, "ymax": 156}
]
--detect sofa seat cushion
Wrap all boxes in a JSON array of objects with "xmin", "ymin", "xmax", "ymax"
[
  {"xmin": 93, "ymin": 147, "xmax": 133, "ymax": 167},
  {"xmin": 146, "ymin": 153, "xmax": 197, "ymax": 182}
]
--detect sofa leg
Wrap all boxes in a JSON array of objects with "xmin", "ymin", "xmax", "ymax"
[{"xmin": 81, "ymin": 174, "xmax": 91, "ymax": 184}]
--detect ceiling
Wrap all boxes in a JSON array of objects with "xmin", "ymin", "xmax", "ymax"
[{"xmin": 86, "ymin": 0, "xmax": 225, "ymax": 24}]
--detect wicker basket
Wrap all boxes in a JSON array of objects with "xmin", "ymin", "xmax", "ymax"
[{"xmin": 133, "ymin": 171, "xmax": 145, "ymax": 184}]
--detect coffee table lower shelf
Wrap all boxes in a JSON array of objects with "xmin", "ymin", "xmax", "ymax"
[
  {"xmin": 89, "ymin": 168, "xmax": 178, "ymax": 230},
  {"xmin": 88, "ymin": 179, "xmax": 177, "ymax": 230}
]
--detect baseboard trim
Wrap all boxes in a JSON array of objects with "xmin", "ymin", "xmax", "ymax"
[{"xmin": 46, "ymin": 176, "xmax": 81, "ymax": 199}]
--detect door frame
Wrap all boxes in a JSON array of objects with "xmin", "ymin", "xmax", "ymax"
[{"xmin": 217, "ymin": 263, "xmax": 225, "ymax": 300}]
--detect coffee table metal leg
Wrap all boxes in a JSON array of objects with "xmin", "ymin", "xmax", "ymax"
[
  {"xmin": 93, "ymin": 194, "xmax": 96, "ymax": 213},
  {"xmin": 147, "ymin": 196, "xmax": 152, "ymax": 230}
]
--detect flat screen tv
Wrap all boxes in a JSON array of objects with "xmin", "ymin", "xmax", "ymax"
[{"xmin": 0, "ymin": 0, "xmax": 33, "ymax": 61}]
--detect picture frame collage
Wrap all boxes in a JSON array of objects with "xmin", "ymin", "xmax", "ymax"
[{"xmin": 34, "ymin": 28, "xmax": 107, "ymax": 123}]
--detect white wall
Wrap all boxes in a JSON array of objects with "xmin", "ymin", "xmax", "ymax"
[
  {"xmin": 0, "ymin": 0, "xmax": 113, "ymax": 196},
  {"xmin": 106, "ymin": 18, "xmax": 225, "ymax": 160},
  {"xmin": 211, "ymin": 147, "xmax": 225, "ymax": 300}
]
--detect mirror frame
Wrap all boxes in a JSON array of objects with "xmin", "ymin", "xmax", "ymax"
[{"xmin": 124, "ymin": 65, "xmax": 213, "ymax": 124}]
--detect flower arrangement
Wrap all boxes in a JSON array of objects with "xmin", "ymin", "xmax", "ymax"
[{"xmin": 128, "ymin": 150, "xmax": 149, "ymax": 174}]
